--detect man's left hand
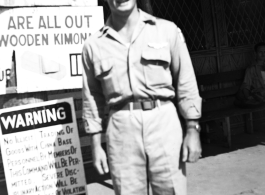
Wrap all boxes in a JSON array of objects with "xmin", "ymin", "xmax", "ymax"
[{"xmin": 182, "ymin": 130, "xmax": 202, "ymax": 163}]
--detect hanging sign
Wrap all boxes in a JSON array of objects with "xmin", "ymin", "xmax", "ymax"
[{"xmin": 0, "ymin": 6, "xmax": 104, "ymax": 94}]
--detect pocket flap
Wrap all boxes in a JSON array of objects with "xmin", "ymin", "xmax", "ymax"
[
  {"xmin": 142, "ymin": 47, "xmax": 170, "ymax": 63},
  {"xmin": 94, "ymin": 58, "xmax": 114, "ymax": 77}
]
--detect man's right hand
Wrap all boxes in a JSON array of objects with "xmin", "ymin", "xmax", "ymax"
[{"xmin": 91, "ymin": 133, "xmax": 109, "ymax": 175}]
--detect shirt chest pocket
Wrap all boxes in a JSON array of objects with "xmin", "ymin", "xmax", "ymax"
[
  {"xmin": 94, "ymin": 58, "xmax": 122, "ymax": 100},
  {"xmin": 141, "ymin": 47, "xmax": 172, "ymax": 87}
]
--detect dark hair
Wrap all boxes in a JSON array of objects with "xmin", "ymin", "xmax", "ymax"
[{"xmin": 254, "ymin": 42, "xmax": 265, "ymax": 52}]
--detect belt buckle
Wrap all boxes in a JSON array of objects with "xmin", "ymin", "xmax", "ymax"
[{"xmin": 141, "ymin": 101, "xmax": 154, "ymax": 110}]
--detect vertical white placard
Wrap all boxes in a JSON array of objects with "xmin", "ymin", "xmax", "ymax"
[{"xmin": 0, "ymin": 98, "xmax": 88, "ymax": 195}]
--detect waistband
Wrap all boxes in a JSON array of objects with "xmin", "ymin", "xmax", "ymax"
[{"xmin": 110, "ymin": 99, "xmax": 171, "ymax": 111}]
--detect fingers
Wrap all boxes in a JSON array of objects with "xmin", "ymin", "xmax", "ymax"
[
  {"xmin": 94, "ymin": 161, "xmax": 104, "ymax": 175},
  {"xmin": 182, "ymin": 145, "xmax": 202, "ymax": 163},
  {"xmin": 92, "ymin": 148, "xmax": 109, "ymax": 175},
  {"xmin": 95, "ymin": 158, "xmax": 109, "ymax": 175},
  {"xmin": 182, "ymin": 146, "xmax": 188, "ymax": 162},
  {"xmin": 102, "ymin": 158, "xmax": 109, "ymax": 174},
  {"xmin": 188, "ymin": 150, "xmax": 201, "ymax": 163},
  {"xmin": 94, "ymin": 158, "xmax": 109, "ymax": 175}
]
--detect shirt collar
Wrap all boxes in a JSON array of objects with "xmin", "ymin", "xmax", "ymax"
[
  {"xmin": 100, "ymin": 9, "xmax": 156, "ymax": 36},
  {"xmin": 139, "ymin": 9, "xmax": 156, "ymax": 24}
]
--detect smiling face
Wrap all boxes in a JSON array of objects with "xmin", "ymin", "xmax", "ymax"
[{"xmin": 106, "ymin": 0, "xmax": 137, "ymax": 16}]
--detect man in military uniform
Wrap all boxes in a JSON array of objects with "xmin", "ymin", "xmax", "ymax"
[{"xmin": 82, "ymin": 0, "xmax": 202, "ymax": 194}]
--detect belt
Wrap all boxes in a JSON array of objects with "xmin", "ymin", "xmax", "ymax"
[{"xmin": 111, "ymin": 99, "xmax": 171, "ymax": 111}]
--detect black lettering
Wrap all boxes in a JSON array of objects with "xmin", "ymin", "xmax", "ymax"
[
  {"xmin": 42, "ymin": 34, "xmax": 49, "ymax": 45},
  {"xmin": 27, "ymin": 34, "xmax": 34, "ymax": 46},
  {"xmin": 54, "ymin": 16, "xmax": 61, "ymax": 28},
  {"xmin": 81, "ymin": 33, "xmax": 87, "ymax": 43},
  {"xmin": 84, "ymin": 15, "xmax": 92, "ymax": 28},
  {"xmin": 19, "ymin": 35, "xmax": 27, "ymax": 46},
  {"xmin": 61, "ymin": 186, "xmax": 85, "ymax": 195},
  {"xmin": 3, "ymin": 138, "xmax": 13, "ymax": 145},
  {"xmin": 61, "ymin": 158, "xmax": 68, "ymax": 167},
  {"xmin": 65, "ymin": 16, "xmax": 73, "ymax": 28},
  {"xmin": 57, "ymin": 129, "xmax": 65, "ymax": 136},
  {"xmin": 35, "ymin": 34, "xmax": 40, "ymax": 46},
  {"xmin": 39, "ymin": 16, "xmax": 47, "ymax": 29},
  {"xmin": 55, "ymin": 180, "xmax": 67, "ymax": 187},
  {"xmin": 73, "ymin": 33, "xmax": 79, "ymax": 44},
  {"xmin": 54, "ymin": 34, "xmax": 60, "ymax": 45},
  {"xmin": 0, "ymin": 34, "xmax": 49, "ymax": 47},
  {"xmin": 64, "ymin": 33, "xmax": 73, "ymax": 44},
  {"xmin": 65, "ymin": 168, "xmax": 77, "ymax": 177},
  {"xmin": 0, "ymin": 35, "xmax": 9, "ymax": 46},
  {"xmin": 65, "ymin": 126, "xmax": 73, "ymax": 134},
  {"xmin": 10, "ymin": 35, "xmax": 18, "ymax": 46},
  {"xmin": 47, "ymin": 16, "xmax": 54, "ymax": 28},
  {"xmin": 8, "ymin": 17, "xmax": 16, "ymax": 29},
  {"xmin": 75, "ymin": 16, "xmax": 83, "ymax": 28},
  {"xmin": 58, "ymin": 138, "xmax": 72, "ymax": 146},
  {"xmin": 56, "ymin": 172, "xmax": 64, "ymax": 179},
  {"xmin": 17, "ymin": 16, "xmax": 25, "ymax": 29},
  {"xmin": 48, "ymin": 150, "xmax": 53, "ymax": 158},
  {"xmin": 68, "ymin": 156, "xmax": 79, "ymax": 166},
  {"xmin": 0, "ymin": 71, "xmax": 4, "ymax": 81},
  {"xmin": 26, "ymin": 16, "xmax": 33, "ymax": 29},
  {"xmin": 70, "ymin": 177, "xmax": 77, "ymax": 185}
]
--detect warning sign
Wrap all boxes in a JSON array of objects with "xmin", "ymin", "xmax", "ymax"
[{"xmin": 0, "ymin": 98, "xmax": 87, "ymax": 195}]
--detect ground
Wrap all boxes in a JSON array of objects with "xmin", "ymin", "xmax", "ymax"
[
  {"xmin": 187, "ymin": 131, "xmax": 265, "ymax": 195},
  {"xmin": 85, "ymin": 130, "xmax": 265, "ymax": 195},
  {"xmin": 1, "ymin": 130, "xmax": 265, "ymax": 195}
]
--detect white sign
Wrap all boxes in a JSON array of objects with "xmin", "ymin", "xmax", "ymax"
[
  {"xmin": 0, "ymin": 98, "xmax": 88, "ymax": 195},
  {"xmin": 0, "ymin": 6, "xmax": 104, "ymax": 94}
]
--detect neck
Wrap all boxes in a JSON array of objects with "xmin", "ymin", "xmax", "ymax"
[{"xmin": 110, "ymin": 7, "xmax": 139, "ymax": 32}]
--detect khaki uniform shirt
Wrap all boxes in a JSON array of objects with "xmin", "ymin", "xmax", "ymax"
[{"xmin": 82, "ymin": 10, "xmax": 202, "ymax": 133}]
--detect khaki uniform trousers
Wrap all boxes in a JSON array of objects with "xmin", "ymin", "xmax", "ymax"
[{"xmin": 106, "ymin": 101, "xmax": 186, "ymax": 195}]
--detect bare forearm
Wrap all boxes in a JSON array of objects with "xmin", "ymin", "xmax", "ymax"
[{"xmin": 90, "ymin": 132, "xmax": 103, "ymax": 149}]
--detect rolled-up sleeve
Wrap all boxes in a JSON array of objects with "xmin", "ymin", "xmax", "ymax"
[
  {"xmin": 170, "ymin": 24, "xmax": 202, "ymax": 119},
  {"xmin": 82, "ymin": 41, "xmax": 106, "ymax": 134}
]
